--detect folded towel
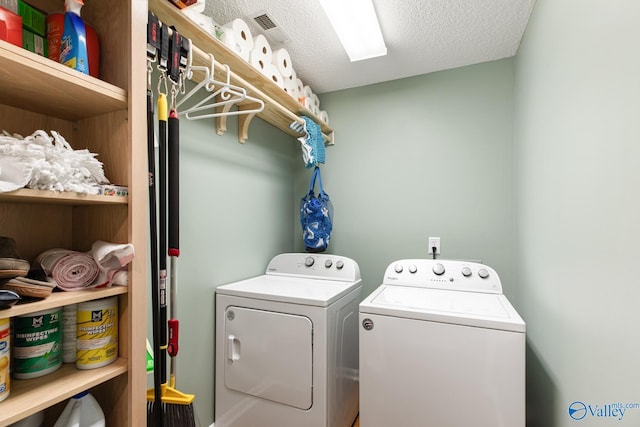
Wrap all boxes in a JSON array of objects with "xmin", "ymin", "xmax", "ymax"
[{"xmin": 90, "ymin": 240, "xmax": 134, "ymax": 287}]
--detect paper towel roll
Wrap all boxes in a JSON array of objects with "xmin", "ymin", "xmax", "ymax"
[
  {"xmin": 303, "ymin": 85, "xmax": 313, "ymax": 100},
  {"xmin": 311, "ymin": 93, "xmax": 320, "ymax": 110},
  {"xmin": 221, "ymin": 19, "xmax": 253, "ymax": 61},
  {"xmin": 284, "ymin": 77, "xmax": 299, "ymax": 99},
  {"xmin": 272, "ymin": 48, "xmax": 293, "ymax": 78},
  {"xmin": 302, "ymin": 96, "xmax": 313, "ymax": 110},
  {"xmin": 287, "ymin": 70, "xmax": 298, "ymax": 96},
  {"xmin": 295, "ymin": 78, "xmax": 305, "ymax": 99},
  {"xmin": 266, "ymin": 64, "xmax": 284, "ymax": 89},
  {"xmin": 252, "ymin": 34, "xmax": 272, "ymax": 61},
  {"xmin": 249, "ymin": 51, "xmax": 270, "ymax": 74}
]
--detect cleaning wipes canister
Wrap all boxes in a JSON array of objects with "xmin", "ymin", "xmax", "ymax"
[
  {"xmin": 62, "ymin": 304, "xmax": 77, "ymax": 363},
  {"xmin": 76, "ymin": 297, "xmax": 118, "ymax": 369},
  {"xmin": 0, "ymin": 318, "xmax": 10, "ymax": 402},
  {"xmin": 13, "ymin": 308, "xmax": 62, "ymax": 379}
]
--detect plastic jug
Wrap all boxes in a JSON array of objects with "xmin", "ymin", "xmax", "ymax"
[{"xmin": 53, "ymin": 391, "xmax": 105, "ymax": 427}]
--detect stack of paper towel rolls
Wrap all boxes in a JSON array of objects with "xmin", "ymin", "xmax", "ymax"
[
  {"xmin": 249, "ymin": 35, "xmax": 272, "ymax": 75},
  {"xmin": 221, "ymin": 18, "xmax": 253, "ymax": 61},
  {"xmin": 219, "ymin": 19, "xmax": 329, "ymax": 124}
]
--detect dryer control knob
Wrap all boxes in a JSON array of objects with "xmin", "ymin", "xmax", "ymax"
[
  {"xmin": 409, "ymin": 264, "xmax": 417, "ymax": 274},
  {"xmin": 478, "ymin": 268, "xmax": 490, "ymax": 279},
  {"xmin": 336, "ymin": 260, "xmax": 344, "ymax": 270},
  {"xmin": 461, "ymin": 266, "xmax": 472, "ymax": 277},
  {"xmin": 432, "ymin": 263, "xmax": 445, "ymax": 276},
  {"xmin": 305, "ymin": 257, "xmax": 315, "ymax": 267},
  {"xmin": 394, "ymin": 264, "xmax": 403, "ymax": 273},
  {"xmin": 325, "ymin": 259, "xmax": 333, "ymax": 268}
]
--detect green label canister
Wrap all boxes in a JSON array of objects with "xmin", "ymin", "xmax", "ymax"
[{"xmin": 13, "ymin": 308, "xmax": 62, "ymax": 379}]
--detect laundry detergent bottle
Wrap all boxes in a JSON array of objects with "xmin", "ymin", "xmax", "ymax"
[
  {"xmin": 53, "ymin": 391, "xmax": 105, "ymax": 427},
  {"xmin": 59, "ymin": 0, "xmax": 89, "ymax": 75}
]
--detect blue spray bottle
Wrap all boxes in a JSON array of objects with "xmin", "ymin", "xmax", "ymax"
[{"xmin": 59, "ymin": 0, "xmax": 89, "ymax": 75}]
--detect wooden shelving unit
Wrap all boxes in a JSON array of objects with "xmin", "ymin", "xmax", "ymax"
[
  {"xmin": 148, "ymin": 0, "xmax": 335, "ymax": 144},
  {"xmin": 0, "ymin": 0, "xmax": 147, "ymax": 425},
  {"xmin": 0, "ymin": 188, "xmax": 128, "ymax": 206}
]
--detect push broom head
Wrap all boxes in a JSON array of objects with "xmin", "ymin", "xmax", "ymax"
[
  {"xmin": 147, "ymin": 383, "xmax": 196, "ymax": 427},
  {"xmin": 146, "ymin": 383, "xmax": 195, "ymax": 405}
]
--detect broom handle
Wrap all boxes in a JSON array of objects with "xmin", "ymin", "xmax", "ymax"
[
  {"xmin": 147, "ymin": 88, "xmax": 163, "ymax": 426},
  {"xmin": 168, "ymin": 109, "xmax": 180, "ymax": 383},
  {"xmin": 158, "ymin": 93, "xmax": 169, "ymax": 388}
]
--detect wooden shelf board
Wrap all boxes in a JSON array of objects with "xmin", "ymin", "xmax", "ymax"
[
  {"xmin": 0, "ymin": 359, "xmax": 128, "ymax": 426},
  {"xmin": 0, "ymin": 287, "xmax": 128, "ymax": 320},
  {"xmin": 0, "ymin": 188, "xmax": 128, "ymax": 206},
  {"xmin": 0, "ymin": 41, "xmax": 127, "ymax": 121},
  {"xmin": 148, "ymin": 0, "xmax": 334, "ymax": 142}
]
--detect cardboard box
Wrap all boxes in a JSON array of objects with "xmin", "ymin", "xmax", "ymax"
[
  {"xmin": 22, "ymin": 27, "xmax": 46, "ymax": 56},
  {"xmin": 0, "ymin": 6, "xmax": 22, "ymax": 47},
  {"xmin": 17, "ymin": 0, "xmax": 44, "ymax": 36}
]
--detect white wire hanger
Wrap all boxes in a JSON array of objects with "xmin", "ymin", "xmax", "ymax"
[{"xmin": 177, "ymin": 47, "xmax": 264, "ymax": 120}]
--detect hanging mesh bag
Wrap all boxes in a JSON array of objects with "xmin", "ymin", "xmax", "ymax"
[{"xmin": 300, "ymin": 166, "xmax": 333, "ymax": 252}]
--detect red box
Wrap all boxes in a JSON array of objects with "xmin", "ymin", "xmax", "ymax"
[{"xmin": 0, "ymin": 6, "xmax": 22, "ymax": 47}]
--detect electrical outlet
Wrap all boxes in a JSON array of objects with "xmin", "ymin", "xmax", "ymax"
[{"xmin": 428, "ymin": 237, "xmax": 441, "ymax": 255}]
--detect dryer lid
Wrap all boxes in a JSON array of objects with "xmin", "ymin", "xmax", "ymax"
[
  {"xmin": 216, "ymin": 275, "xmax": 362, "ymax": 307},
  {"xmin": 359, "ymin": 285, "xmax": 525, "ymax": 332}
]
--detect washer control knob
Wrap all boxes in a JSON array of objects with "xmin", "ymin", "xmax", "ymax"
[
  {"xmin": 432, "ymin": 263, "xmax": 445, "ymax": 276},
  {"xmin": 394, "ymin": 264, "xmax": 403, "ymax": 274},
  {"xmin": 409, "ymin": 264, "xmax": 417, "ymax": 274},
  {"xmin": 305, "ymin": 257, "xmax": 315, "ymax": 267},
  {"xmin": 461, "ymin": 266, "xmax": 472, "ymax": 277},
  {"xmin": 336, "ymin": 260, "xmax": 344, "ymax": 270},
  {"xmin": 325, "ymin": 259, "xmax": 333, "ymax": 268},
  {"xmin": 478, "ymin": 268, "xmax": 490, "ymax": 279}
]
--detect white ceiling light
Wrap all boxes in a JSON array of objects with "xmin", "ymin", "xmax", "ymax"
[{"xmin": 318, "ymin": 0, "xmax": 387, "ymax": 62}]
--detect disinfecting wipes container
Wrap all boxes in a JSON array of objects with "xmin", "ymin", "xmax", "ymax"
[
  {"xmin": 77, "ymin": 297, "xmax": 118, "ymax": 369},
  {"xmin": 13, "ymin": 308, "xmax": 62, "ymax": 379},
  {"xmin": 62, "ymin": 304, "xmax": 77, "ymax": 363},
  {"xmin": 0, "ymin": 318, "xmax": 10, "ymax": 402}
]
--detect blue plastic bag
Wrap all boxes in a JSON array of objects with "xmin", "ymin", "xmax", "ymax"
[{"xmin": 300, "ymin": 167, "xmax": 333, "ymax": 252}]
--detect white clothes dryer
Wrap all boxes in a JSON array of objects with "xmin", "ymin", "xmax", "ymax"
[
  {"xmin": 215, "ymin": 253, "xmax": 362, "ymax": 427},
  {"xmin": 359, "ymin": 259, "xmax": 525, "ymax": 427}
]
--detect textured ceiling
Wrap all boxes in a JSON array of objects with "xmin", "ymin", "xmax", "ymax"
[{"xmin": 203, "ymin": 0, "xmax": 535, "ymax": 94}]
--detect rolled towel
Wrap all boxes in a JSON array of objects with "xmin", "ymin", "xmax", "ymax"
[{"xmin": 36, "ymin": 248, "xmax": 99, "ymax": 291}]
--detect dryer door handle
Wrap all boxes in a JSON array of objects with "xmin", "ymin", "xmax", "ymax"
[{"xmin": 228, "ymin": 335, "xmax": 240, "ymax": 362}]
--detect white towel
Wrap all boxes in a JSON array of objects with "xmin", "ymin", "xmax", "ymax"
[
  {"xmin": 0, "ymin": 130, "xmax": 108, "ymax": 194},
  {"xmin": 90, "ymin": 240, "xmax": 135, "ymax": 287}
]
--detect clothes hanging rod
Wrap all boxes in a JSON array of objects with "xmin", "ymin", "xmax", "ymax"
[{"xmin": 163, "ymin": 25, "xmax": 305, "ymax": 128}]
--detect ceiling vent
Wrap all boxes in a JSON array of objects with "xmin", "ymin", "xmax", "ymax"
[{"xmin": 248, "ymin": 10, "xmax": 289, "ymax": 45}]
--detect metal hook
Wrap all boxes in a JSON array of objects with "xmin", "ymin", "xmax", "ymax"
[{"xmin": 157, "ymin": 72, "xmax": 168, "ymax": 96}]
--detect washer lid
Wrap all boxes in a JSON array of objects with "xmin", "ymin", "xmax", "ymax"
[
  {"xmin": 359, "ymin": 285, "xmax": 525, "ymax": 332},
  {"xmin": 216, "ymin": 275, "xmax": 362, "ymax": 307}
]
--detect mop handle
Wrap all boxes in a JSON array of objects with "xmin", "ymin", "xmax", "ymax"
[{"xmin": 168, "ymin": 109, "xmax": 180, "ymax": 362}]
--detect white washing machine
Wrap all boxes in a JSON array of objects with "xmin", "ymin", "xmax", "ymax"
[
  {"xmin": 359, "ymin": 259, "xmax": 525, "ymax": 427},
  {"xmin": 215, "ymin": 253, "xmax": 362, "ymax": 427}
]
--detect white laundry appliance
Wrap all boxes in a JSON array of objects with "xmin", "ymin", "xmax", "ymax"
[
  {"xmin": 359, "ymin": 259, "xmax": 525, "ymax": 427},
  {"xmin": 215, "ymin": 253, "xmax": 362, "ymax": 427}
]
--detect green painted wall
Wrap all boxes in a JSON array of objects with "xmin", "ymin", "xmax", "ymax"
[
  {"xmin": 514, "ymin": 0, "xmax": 640, "ymax": 425},
  {"xmin": 148, "ymin": 87, "xmax": 299, "ymax": 424},
  {"xmin": 304, "ymin": 59, "xmax": 516, "ymax": 300}
]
